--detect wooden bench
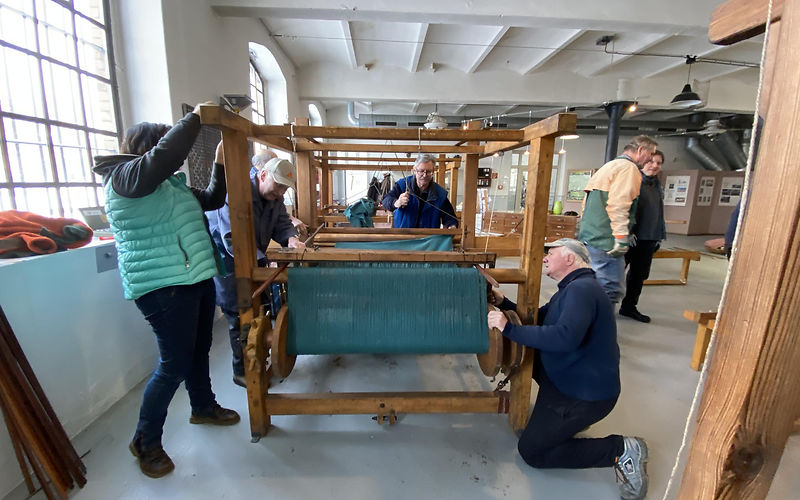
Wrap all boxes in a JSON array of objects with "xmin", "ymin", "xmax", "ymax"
[
  {"xmin": 683, "ymin": 310, "xmax": 717, "ymax": 371},
  {"xmin": 645, "ymin": 248, "xmax": 701, "ymax": 286}
]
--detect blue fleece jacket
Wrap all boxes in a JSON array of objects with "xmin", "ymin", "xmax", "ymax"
[
  {"xmin": 381, "ymin": 176, "xmax": 458, "ymax": 228},
  {"xmin": 498, "ymin": 268, "xmax": 620, "ymax": 401}
]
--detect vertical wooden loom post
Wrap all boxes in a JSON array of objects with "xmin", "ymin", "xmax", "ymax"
[
  {"xmin": 319, "ymin": 151, "xmax": 330, "ymax": 215},
  {"xmin": 678, "ymin": 1, "xmax": 800, "ymax": 497},
  {"xmin": 222, "ymin": 127, "xmax": 270, "ymax": 439},
  {"xmin": 506, "ymin": 135, "xmax": 553, "ymax": 430},
  {"xmin": 449, "ymin": 157, "xmax": 461, "ymax": 207},
  {"xmin": 436, "ymin": 153, "xmax": 447, "ymax": 185},
  {"xmin": 461, "ymin": 120, "xmax": 481, "ymax": 250},
  {"xmin": 293, "ymin": 118, "xmax": 316, "ymax": 227}
]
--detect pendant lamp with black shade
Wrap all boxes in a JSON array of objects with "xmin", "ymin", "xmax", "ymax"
[{"xmin": 670, "ymin": 56, "xmax": 703, "ymax": 109}]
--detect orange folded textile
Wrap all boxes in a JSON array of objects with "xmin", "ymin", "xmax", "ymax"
[{"xmin": 0, "ymin": 210, "xmax": 94, "ymax": 257}]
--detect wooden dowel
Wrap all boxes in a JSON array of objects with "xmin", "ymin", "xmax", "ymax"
[
  {"xmin": 0, "ymin": 395, "xmax": 35, "ymax": 494},
  {"xmin": 0, "ymin": 360, "xmax": 69, "ymax": 499},
  {"xmin": 0, "ymin": 324, "xmax": 82, "ymax": 486},
  {"xmin": 0, "ymin": 308, "xmax": 85, "ymax": 476}
]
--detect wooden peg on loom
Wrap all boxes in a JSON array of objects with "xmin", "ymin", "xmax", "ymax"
[{"xmin": 250, "ymin": 224, "xmax": 325, "ymax": 300}]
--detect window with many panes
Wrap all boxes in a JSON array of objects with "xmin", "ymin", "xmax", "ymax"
[
  {"xmin": 249, "ymin": 62, "xmax": 265, "ymax": 124},
  {"xmin": 0, "ymin": 0, "xmax": 119, "ymax": 218}
]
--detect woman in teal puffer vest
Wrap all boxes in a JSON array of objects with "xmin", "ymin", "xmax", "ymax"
[{"xmin": 92, "ymin": 103, "xmax": 239, "ymax": 479}]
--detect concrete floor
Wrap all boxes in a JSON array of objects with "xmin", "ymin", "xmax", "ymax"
[{"xmin": 8, "ymin": 235, "xmax": 799, "ymax": 500}]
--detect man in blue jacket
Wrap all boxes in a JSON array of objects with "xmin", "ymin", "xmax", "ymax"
[
  {"xmin": 207, "ymin": 153, "xmax": 305, "ymax": 387},
  {"xmin": 488, "ymin": 238, "xmax": 648, "ymax": 500},
  {"xmin": 381, "ymin": 153, "xmax": 458, "ymax": 228}
]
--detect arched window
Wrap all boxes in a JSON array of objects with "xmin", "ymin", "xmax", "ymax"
[{"xmin": 308, "ymin": 103, "xmax": 322, "ymax": 126}]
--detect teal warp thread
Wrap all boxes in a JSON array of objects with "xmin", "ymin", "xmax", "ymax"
[
  {"xmin": 286, "ymin": 266, "xmax": 488, "ymax": 355},
  {"xmin": 335, "ymin": 234, "xmax": 453, "ymax": 251}
]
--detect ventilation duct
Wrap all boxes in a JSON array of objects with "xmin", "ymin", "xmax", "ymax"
[
  {"xmin": 708, "ymin": 132, "xmax": 747, "ymax": 170},
  {"xmin": 686, "ymin": 136, "xmax": 728, "ymax": 171},
  {"xmin": 346, "ymin": 102, "xmax": 359, "ymax": 126}
]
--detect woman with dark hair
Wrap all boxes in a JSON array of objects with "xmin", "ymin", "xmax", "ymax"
[{"xmin": 92, "ymin": 103, "xmax": 239, "ymax": 478}]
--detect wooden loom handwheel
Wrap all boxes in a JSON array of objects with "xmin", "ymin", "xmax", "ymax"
[
  {"xmin": 501, "ymin": 310, "xmax": 524, "ymax": 372},
  {"xmin": 272, "ymin": 304, "xmax": 296, "ymax": 378},
  {"xmin": 478, "ymin": 305, "xmax": 504, "ymax": 377}
]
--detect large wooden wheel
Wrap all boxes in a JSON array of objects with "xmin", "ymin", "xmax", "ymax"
[
  {"xmin": 501, "ymin": 310, "xmax": 524, "ymax": 372},
  {"xmin": 271, "ymin": 304, "xmax": 296, "ymax": 378},
  {"xmin": 477, "ymin": 305, "xmax": 504, "ymax": 376}
]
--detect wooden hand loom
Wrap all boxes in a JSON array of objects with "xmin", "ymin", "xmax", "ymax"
[{"xmin": 198, "ymin": 107, "xmax": 577, "ymax": 442}]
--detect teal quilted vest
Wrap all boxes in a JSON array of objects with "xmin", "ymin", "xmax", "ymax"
[{"xmin": 105, "ymin": 172, "xmax": 218, "ymax": 300}]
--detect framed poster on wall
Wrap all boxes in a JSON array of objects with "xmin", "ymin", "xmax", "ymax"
[
  {"xmin": 719, "ymin": 177, "xmax": 743, "ymax": 206},
  {"xmin": 697, "ymin": 176, "xmax": 715, "ymax": 206},
  {"xmin": 664, "ymin": 175, "xmax": 690, "ymax": 206},
  {"xmin": 566, "ymin": 170, "xmax": 592, "ymax": 201}
]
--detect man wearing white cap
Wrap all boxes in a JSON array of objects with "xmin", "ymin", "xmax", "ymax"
[
  {"xmin": 207, "ymin": 152, "xmax": 305, "ymax": 387},
  {"xmin": 487, "ymin": 238, "xmax": 648, "ymax": 500}
]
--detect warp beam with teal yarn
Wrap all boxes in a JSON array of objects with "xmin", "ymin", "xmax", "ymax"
[{"xmin": 286, "ymin": 265, "xmax": 488, "ymax": 355}]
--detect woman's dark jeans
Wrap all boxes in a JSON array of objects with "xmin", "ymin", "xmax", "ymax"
[{"xmin": 133, "ymin": 279, "xmax": 217, "ymax": 449}]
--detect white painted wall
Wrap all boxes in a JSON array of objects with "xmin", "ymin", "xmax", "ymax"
[
  {"xmin": 111, "ymin": 0, "xmax": 172, "ymax": 126},
  {"xmin": 0, "ymin": 243, "xmax": 156, "ymax": 498}
]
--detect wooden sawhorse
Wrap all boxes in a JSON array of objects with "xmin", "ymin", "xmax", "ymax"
[{"xmin": 645, "ymin": 248, "xmax": 701, "ymax": 286}]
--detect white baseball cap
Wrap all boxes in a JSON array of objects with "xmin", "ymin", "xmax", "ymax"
[{"xmin": 264, "ymin": 158, "xmax": 296, "ymax": 189}]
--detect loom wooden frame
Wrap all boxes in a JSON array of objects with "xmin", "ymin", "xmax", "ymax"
[
  {"xmin": 674, "ymin": 1, "xmax": 800, "ymax": 498},
  {"xmin": 199, "ymin": 105, "xmax": 576, "ymax": 441}
]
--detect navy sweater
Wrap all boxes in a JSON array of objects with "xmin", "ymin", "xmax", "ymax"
[{"xmin": 499, "ymin": 267, "xmax": 620, "ymax": 401}]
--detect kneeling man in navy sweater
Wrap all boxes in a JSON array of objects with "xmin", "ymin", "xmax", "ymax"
[{"xmin": 488, "ymin": 238, "xmax": 648, "ymax": 500}]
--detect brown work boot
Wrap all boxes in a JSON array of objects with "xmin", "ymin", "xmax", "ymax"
[
  {"xmin": 189, "ymin": 403, "xmax": 240, "ymax": 426},
  {"xmin": 129, "ymin": 438, "xmax": 174, "ymax": 478}
]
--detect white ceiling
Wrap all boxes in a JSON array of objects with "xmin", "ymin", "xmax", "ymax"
[{"xmin": 212, "ymin": 0, "xmax": 763, "ymax": 119}]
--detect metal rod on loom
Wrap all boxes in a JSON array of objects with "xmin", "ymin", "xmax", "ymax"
[
  {"xmin": 250, "ymin": 224, "xmax": 325, "ymax": 300},
  {"xmin": 473, "ymin": 264, "xmax": 499, "ymax": 288},
  {"xmin": 303, "ymin": 223, "xmax": 325, "ymax": 245},
  {"xmin": 251, "ymin": 263, "xmax": 290, "ymax": 300}
]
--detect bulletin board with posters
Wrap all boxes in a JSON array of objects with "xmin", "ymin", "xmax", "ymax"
[{"xmin": 566, "ymin": 170, "xmax": 593, "ymax": 201}]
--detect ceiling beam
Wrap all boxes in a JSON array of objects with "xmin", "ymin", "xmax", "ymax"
[
  {"xmin": 409, "ymin": 22, "xmax": 429, "ymax": 72},
  {"xmin": 466, "ymin": 26, "xmax": 509, "ymax": 73},
  {"xmin": 522, "ymin": 29, "xmax": 584, "ymax": 75},
  {"xmin": 585, "ymin": 33, "xmax": 672, "ymax": 77},
  {"xmin": 341, "ymin": 20, "xmax": 357, "ymax": 69},
  {"xmin": 210, "ymin": 3, "xmax": 715, "ymax": 36}
]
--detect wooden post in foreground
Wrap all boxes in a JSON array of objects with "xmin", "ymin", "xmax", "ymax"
[{"xmin": 678, "ymin": 0, "xmax": 800, "ymax": 497}]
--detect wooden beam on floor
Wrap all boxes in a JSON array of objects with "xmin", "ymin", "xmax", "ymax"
[{"xmin": 265, "ymin": 391, "xmax": 504, "ymax": 415}]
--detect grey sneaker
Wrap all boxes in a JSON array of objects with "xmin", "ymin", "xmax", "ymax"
[{"xmin": 615, "ymin": 436, "xmax": 648, "ymax": 500}]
